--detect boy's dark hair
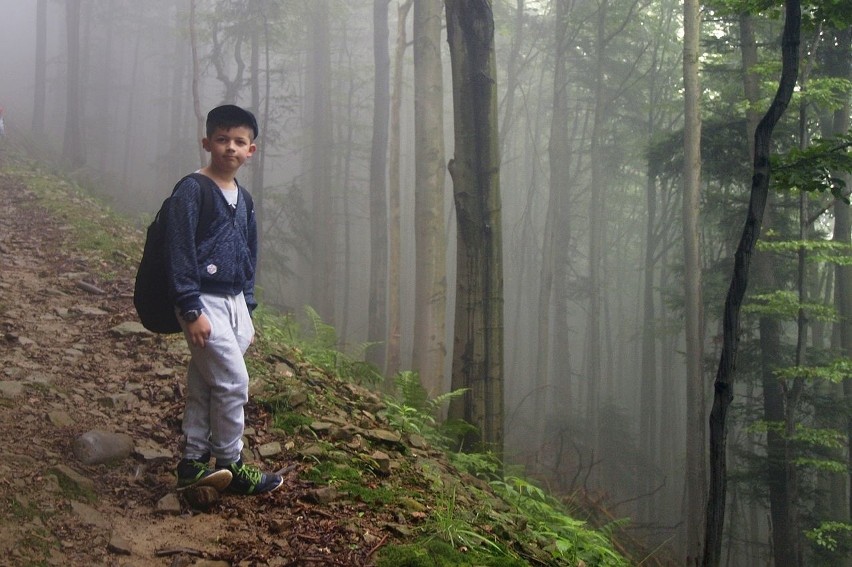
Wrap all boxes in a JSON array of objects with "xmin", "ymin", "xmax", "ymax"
[{"xmin": 206, "ymin": 104, "xmax": 258, "ymax": 140}]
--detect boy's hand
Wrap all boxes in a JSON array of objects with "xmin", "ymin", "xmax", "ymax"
[{"xmin": 186, "ymin": 315, "xmax": 212, "ymax": 348}]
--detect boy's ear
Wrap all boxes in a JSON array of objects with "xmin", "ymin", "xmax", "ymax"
[
  {"xmin": 201, "ymin": 137, "xmax": 211, "ymax": 152},
  {"xmin": 248, "ymin": 142, "xmax": 257, "ymax": 157}
]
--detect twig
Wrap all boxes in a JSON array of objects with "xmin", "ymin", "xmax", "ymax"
[{"xmin": 76, "ymin": 280, "xmax": 105, "ymax": 294}]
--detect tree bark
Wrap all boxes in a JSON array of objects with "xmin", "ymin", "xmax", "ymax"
[
  {"xmin": 189, "ymin": 0, "xmax": 205, "ymax": 167},
  {"xmin": 306, "ymin": 0, "xmax": 336, "ymax": 323},
  {"xmin": 412, "ymin": 0, "xmax": 448, "ymax": 397},
  {"xmin": 32, "ymin": 0, "xmax": 47, "ymax": 135},
  {"xmin": 386, "ymin": 0, "xmax": 413, "ymax": 379},
  {"xmin": 682, "ymin": 0, "xmax": 705, "ymax": 559},
  {"xmin": 703, "ymin": 0, "xmax": 801, "ymax": 564},
  {"xmin": 445, "ymin": 0, "xmax": 504, "ymax": 457},
  {"xmin": 367, "ymin": 0, "xmax": 391, "ymax": 371},
  {"xmin": 62, "ymin": 0, "xmax": 85, "ymax": 167}
]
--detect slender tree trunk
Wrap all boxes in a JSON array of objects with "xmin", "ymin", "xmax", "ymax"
[
  {"xmin": 682, "ymin": 0, "xmax": 705, "ymax": 559},
  {"xmin": 386, "ymin": 0, "xmax": 413, "ymax": 380},
  {"xmin": 826, "ymin": 25, "xmax": 852, "ymax": 549},
  {"xmin": 536, "ymin": 0, "xmax": 572, "ymax": 450},
  {"xmin": 498, "ymin": 0, "xmax": 524, "ymax": 153},
  {"xmin": 307, "ymin": 1, "xmax": 336, "ymax": 322},
  {"xmin": 412, "ymin": 0, "xmax": 448, "ymax": 397},
  {"xmin": 62, "ymin": 0, "xmax": 84, "ymax": 167},
  {"xmin": 33, "ymin": 0, "xmax": 47, "ymax": 135},
  {"xmin": 703, "ymin": 0, "xmax": 801, "ymax": 564},
  {"xmin": 445, "ymin": 0, "xmax": 504, "ymax": 457},
  {"xmin": 367, "ymin": 0, "xmax": 391, "ymax": 371},
  {"xmin": 739, "ymin": 14, "xmax": 764, "ymax": 565},
  {"xmin": 189, "ymin": 0, "xmax": 205, "ymax": 166},
  {"xmin": 586, "ymin": 0, "xmax": 608, "ymax": 461}
]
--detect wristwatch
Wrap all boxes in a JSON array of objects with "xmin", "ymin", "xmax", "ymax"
[{"xmin": 181, "ymin": 309, "xmax": 202, "ymax": 323}]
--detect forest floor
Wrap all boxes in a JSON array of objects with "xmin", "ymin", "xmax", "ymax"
[
  {"xmin": 0, "ymin": 165, "xmax": 416, "ymax": 566},
  {"xmin": 0, "ymin": 150, "xmax": 644, "ymax": 567}
]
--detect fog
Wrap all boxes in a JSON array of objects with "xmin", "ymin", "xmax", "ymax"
[{"xmin": 1, "ymin": 2, "xmax": 848, "ymax": 565}]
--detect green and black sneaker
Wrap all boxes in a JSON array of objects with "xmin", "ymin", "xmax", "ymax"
[
  {"xmin": 176, "ymin": 456, "xmax": 233, "ymax": 492},
  {"xmin": 218, "ymin": 459, "xmax": 283, "ymax": 496}
]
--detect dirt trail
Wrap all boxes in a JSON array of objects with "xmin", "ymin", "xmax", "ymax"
[{"xmin": 0, "ymin": 171, "xmax": 382, "ymax": 566}]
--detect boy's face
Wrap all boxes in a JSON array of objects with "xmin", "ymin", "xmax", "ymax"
[{"xmin": 202, "ymin": 126, "xmax": 256, "ymax": 173}]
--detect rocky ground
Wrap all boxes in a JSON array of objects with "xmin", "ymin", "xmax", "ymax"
[{"xmin": 0, "ymin": 168, "xmax": 428, "ymax": 566}]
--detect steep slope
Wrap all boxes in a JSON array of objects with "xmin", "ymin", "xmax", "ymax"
[{"xmin": 0, "ymin": 159, "xmax": 629, "ymax": 567}]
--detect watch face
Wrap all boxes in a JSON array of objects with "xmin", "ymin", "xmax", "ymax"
[{"xmin": 183, "ymin": 310, "xmax": 200, "ymax": 322}]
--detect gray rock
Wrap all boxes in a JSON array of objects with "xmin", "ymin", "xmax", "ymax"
[
  {"xmin": 107, "ymin": 533, "xmax": 132, "ymax": 555},
  {"xmin": 258, "ymin": 441, "xmax": 282, "ymax": 457},
  {"xmin": 47, "ymin": 410, "xmax": 75, "ymax": 427},
  {"xmin": 73, "ymin": 430, "xmax": 134, "ymax": 465},
  {"xmin": 0, "ymin": 381, "xmax": 24, "ymax": 398},
  {"xmin": 156, "ymin": 493, "xmax": 182, "ymax": 514},
  {"xmin": 109, "ymin": 322, "xmax": 150, "ymax": 336}
]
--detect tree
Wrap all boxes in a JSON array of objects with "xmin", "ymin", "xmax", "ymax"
[
  {"xmin": 62, "ymin": 0, "xmax": 85, "ymax": 167},
  {"xmin": 306, "ymin": 0, "xmax": 336, "ymax": 323},
  {"xmin": 386, "ymin": 0, "xmax": 413, "ymax": 379},
  {"xmin": 367, "ymin": 0, "xmax": 391, "ymax": 372},
  {"xmin": 32, "ymin": 0, "xmax": 47, "ymax": 135},
  {"xmin": 445, "ymin": 0, "xmax": 504, "ymax": 457},
  {"xmin": 682, "ymin": 0, "xmax": 706, "ymax": 559},
  {"xmin": 412, "ymin": 0, "xmax": 448, "ymax": 397},
  {"xmin": 703, "ymin": 0, "xmax": 802, "ymax": 563}
]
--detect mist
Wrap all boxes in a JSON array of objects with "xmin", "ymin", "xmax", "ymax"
[{"xmin": 1, "ymin": 2, "xmax": 849, "ymax": 565}]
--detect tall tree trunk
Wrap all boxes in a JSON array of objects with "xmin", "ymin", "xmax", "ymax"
[
  {"xmin": 738, "ymin": 14, "xmax": 764, "ymax": 564},
  {"xmin": 386, "ymin": 0, "xmax": 413, "ymax": 379},
  {"xmin": 586, "ymin": 0, "xmax": 608, "ymax": 461},
  {"xmin": 412, "ymin": 0, "xmax": 448, "ymax": 397},
  {"xmin": 536, "ymin": 0, "xmax": 572, "ymax": 451},
  {"xmin": 445, "ymin": 0, "xmax": 504, "ymax": 458},
  {"xmin": 62, "ymin": 0, "xmax": 84, "ymax": 167},
  {"xmin": 498, "ymin": 0, "xmax": 524, "ymax": 153},
  {"xmin": 703, "ymin": 0, "xmax": 801, "ymax": 564},
  {"xmin": 32, "ymin": 0, "xmax": 47, "ymax": 135},
  {"xmin": 367, "ymin": 0, "xmax": 391, "ymax": 371},
  {"xmin": 827, "ymin": 24, "xmax": 852, "ymax": 546},
  {"xmin": 682, "ymin": 0, "xmax": 705, "ymax": 559},
  {"xmin": 307, "ymin": 1, "xmax": 336, "ymax": 323},
  {"xmin": 190, "ymin": 0, "xmax": 205, "ymax": 166}
]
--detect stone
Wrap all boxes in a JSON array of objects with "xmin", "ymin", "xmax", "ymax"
[
  {"xmin": 365, "ymin": 428, "xmax": 402, "ymax": 445},
  {"xmin": 50, "ymin": 464, "xmax": 96, "ymax": 495},
  {"xmin": 109, "ymin": 322, "xmax": 150, "ymax": 336},
  {"xmin": 47, "ymin": 410, "xmax": 75, "ymax": 427},
  {"xmin": 156, "ymin": 493, "xmax": 182, "ymax": 514},
  {"xmin": 70, "ymin": 501, "xmax": 110, "ymax": 529},
  {"xmin": 258, "ymin": 441, "xmax": 282, "ymax": 458},
  {"xmin": 107, "ymin": 533, "xmax": 132, "ymax": 555},
  {"xmin": 369, "ymin": 450, "xmax": 391, "ymax": 475},
  {"xmin": 184, "ymin": 485, "xmax": 220, "ymax": 510},
  {"xmin": 0, "ymin": 381, "xmax": 24, "ymax": 398},
  {"xmin": 73, "ymin": 430, "xmax": 134, "ymax": 465}
]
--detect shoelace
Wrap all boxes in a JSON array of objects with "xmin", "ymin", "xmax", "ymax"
[{"xmin": 234, "ymin": 463, "xmax": 262, "ymax": 485}]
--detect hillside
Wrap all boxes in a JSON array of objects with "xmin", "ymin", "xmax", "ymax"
[{"xmin": 0, "ymin": 153, "xmax": 630, "ymax": 566}]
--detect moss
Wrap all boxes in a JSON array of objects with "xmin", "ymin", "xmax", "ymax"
[{"xmin": 376, "ymin": 540, "xmax": 528, "ymax": 567}]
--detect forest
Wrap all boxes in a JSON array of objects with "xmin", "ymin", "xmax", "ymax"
[{"xmin": 0, "ymin": 0, "xmax": 849, "ymax": 565}]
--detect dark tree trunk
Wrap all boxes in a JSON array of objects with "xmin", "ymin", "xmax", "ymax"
[
  {"xmin": 445, "ymin": 0, "xmax": 504, "ymax": 457},
  {"xmin": 703, "ymin": 0, "xmax": 801, "ymax": 564}
]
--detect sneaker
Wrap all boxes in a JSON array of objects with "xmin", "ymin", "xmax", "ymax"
[
  {"xmin": 218, "ymin": 459, "xmax": 283, "ymax": 495},
  {"xmin": 176, "ymin": 456, "xmax": 233, "ymax": 492}
]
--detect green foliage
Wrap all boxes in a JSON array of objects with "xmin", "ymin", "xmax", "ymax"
[
  {"xmin": 774, "ymin": 359, "xmax": 852, "ymax": 384},
  {"xmin": 744, "ymin": 290, "xmax": 837, "ymax": 322},
  {"xmin": 376, "ymin": 539, "xmax": 527, "ymax": 567},
  {"xmin": 490, "ymin": 477, "xmax": 629, "ymax": 566},
  {"xmin": 426, "ymin": 488, "xmax": 508, "ymax": 556},
  {"xmin": 757, "ymin": 238, "xmax": 852, "ymax": 266},
  {"xmin": 772, "ymin": 134, "xmax": 852, "ymax": 202},
  {"xmin": 382, "ymin": 371, "xmax": 469, "ymax": 449},
  {"xmin": 806, "ymin": 521, "xmax": 852, "ymax": 552}
]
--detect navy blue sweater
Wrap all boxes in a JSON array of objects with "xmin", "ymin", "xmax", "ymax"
[{"xmin": 163, "ymin": 175, "xmax": 258, "ymax": 316}]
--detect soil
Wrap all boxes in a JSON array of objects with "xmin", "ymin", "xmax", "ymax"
[{"xmin": 0, "ymin": 171, "xmax": 398, "ymax": 566}]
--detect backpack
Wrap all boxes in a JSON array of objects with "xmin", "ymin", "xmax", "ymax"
[{"xmin": 133, "ymin": 173, "xmax": 241, "ymax": 334}]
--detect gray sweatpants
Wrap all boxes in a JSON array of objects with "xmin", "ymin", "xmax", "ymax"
[{"xmin": 180, "ymin": 292, "xmax": 254, "ymax": 463}]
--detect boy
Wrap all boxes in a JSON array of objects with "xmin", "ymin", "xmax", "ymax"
[{"xmin": 165, "ymin": 104, "xmax": 282, "ymax": 495}]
